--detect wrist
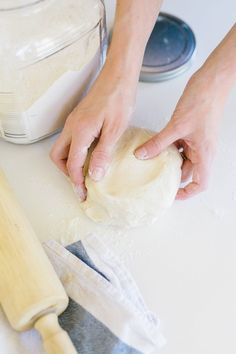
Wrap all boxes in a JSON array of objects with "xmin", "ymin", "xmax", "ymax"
[
  {"xmin": 201, "ymin": 61, "xmax": 234, "ymax": 94},
  {"xmin": 102, "ymin": 54, "xmax": 141, "ymax": 86},
  {"xmin": 90, "ymin": 63, "xmax": 137, "ymax": 107},
  {"xmin": 197, "ymin": 25, "xmax": 236, "ymax": 94},
  {"xmin": 190, "ymin": 63, "xmax": 233, "ymax": 104},
  {"xmin": 94, "ymin": 51, "xmax": 140, "ymax": 101}
]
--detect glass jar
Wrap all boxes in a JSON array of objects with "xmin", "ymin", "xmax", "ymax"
[{"xmin": 0, "ymin": 0, "xmax": 107, "ymax": 144}]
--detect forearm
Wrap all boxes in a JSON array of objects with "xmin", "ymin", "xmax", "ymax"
[
  {"xmin": 100, "ymin": 0, "xmax": 163, "ymax": 88},
  {"xmin": 196, "ymin": 24, "xmax": 236, "ymax": 97}
]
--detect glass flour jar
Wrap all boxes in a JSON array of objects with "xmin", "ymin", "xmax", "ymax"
[{"xmin": 0, "ymin": 0, "xmax": 107, "ymax": 144}]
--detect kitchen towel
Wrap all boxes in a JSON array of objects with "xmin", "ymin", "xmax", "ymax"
[{"xmin": 0, "ymin": 234, "xmax": 165, "ymax": 354}]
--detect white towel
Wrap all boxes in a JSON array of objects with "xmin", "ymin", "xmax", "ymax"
[{"xmin": 0, "ymin": 234, "xmax": 165, "ymax": 354}]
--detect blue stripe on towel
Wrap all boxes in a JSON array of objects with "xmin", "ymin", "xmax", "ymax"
[
  {"xmin": 59, "ymin": 241, "xmax": 141, "ymax": 354},
  {"xmin": 59, "ymin": 299, "xmax": 141, "ymax": 354},
  {"xmin": 66, "ymin": 241, "xmax": 109, "ymax": 281}
]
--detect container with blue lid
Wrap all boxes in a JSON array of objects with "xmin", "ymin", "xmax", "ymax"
[{"xmin": 140, "ymin": 12, "xmax": 196, "ymax": 82}]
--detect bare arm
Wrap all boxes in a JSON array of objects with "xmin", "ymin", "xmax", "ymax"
[
  {"xmin": 103, "ymin": 0, "xmax": 163, "ymax": 89},
  {"xmin": 135, "ymin": 24, "xmax": 236, "ymax": 199},
  {"xmin": 51, "ymin": 0, "xmax": 163, "ymax": 200},
  {"xmin": 200, "ymin": 24, "xmax": 236, "ymax": 93}
]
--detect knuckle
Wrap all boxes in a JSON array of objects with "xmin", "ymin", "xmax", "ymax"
[
  {"xmin": 103, "ymin": 123, "xmax": 126, "ymax": 141},
  {"xmin": 49, "ymin": 148, "xmax": 57, "ymax": 162},
  {"xmin": 50, "ymin": 144, "xmax": 62, "ymax": 163},
  {"xmin": 171, "ymin": 119, "xmax": 186, "ymax": 136},
  {"xmin": 75, "ymin": 119, "xmax": 89, "ymax": 132},
  {"xmin": 149, "ymin": 137, "xmax": 163, "ymax": 152},
  {"xmin": 91, "ymin": 148, "xmax": 110, "ymax": 164},
  {"xmin": 66, "ymin": 112, "xmax": 88, "ymax": 130},
  {"xmin": 64, "ymin": 113, "xmax": 75, "ymax": 127},
  {"xmin": 171, "ymin": 108, "xmax": 192, "ymax": 135},
  {"xmin": 75, "ymin": 119, "xmax": 100, "ymax": 140},
  {"xmin": 67, "ymin": 154, "xmax": 80, "ymax": 171},
  {"xmin": 70, "ymin": 146, "xmax": 87, "ymax": 160},
  {"xmin": 66, "ymin": 163, "xmax": 83, "ymax": 185},
  {"xmin": 66, "ymin": 159, "xmax": 75, "ymax": 175}
]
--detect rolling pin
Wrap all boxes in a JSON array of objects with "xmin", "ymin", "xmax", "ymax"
[{"xmin": 0, "ymin": 171, "xmax": 77, "ymax": 354}]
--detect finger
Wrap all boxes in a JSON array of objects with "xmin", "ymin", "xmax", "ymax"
[
  {"xmin": 176, "ymin": 161, "xmax": 209, "ymax": 200},
  {"xmin": 135, "ymin": 124, "xmax": 181, "ymax": 160},
  {"xmin": 181, "ymin": 159, "xmax": 193, "ymax": 182},
  {"xmin": 50, "ymin": 131, "xmax": 71, "ymax": 176},
  {"xmin": 88, "ymin": 131, "xmax": 117, "ymax": 182},
  {"xmin": 67, "ymin": 130, "xmax": 95, "ymax": 199}
]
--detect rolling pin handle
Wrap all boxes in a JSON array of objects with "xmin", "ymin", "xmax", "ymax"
[{"xmin": 34, "ymin": 313, "xmax": 78, "ymax": 354}]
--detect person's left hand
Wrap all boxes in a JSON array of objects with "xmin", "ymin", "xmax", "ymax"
[{"xmin": 135, "ymin": 70, "xmax": 227, "ymax": 200}]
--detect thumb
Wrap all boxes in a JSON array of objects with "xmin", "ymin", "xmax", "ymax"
[{"xmin": 135, "ymin": 124, "xmax": 180, "ymax": 160}]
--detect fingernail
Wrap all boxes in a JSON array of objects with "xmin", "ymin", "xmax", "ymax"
[
  {"xmin": 135, "ymin": 147, "xmax": 149, "ymax": 160},
  {"xmin": 73, "ymin": 184, "xmax": 86, "ymax": 202},
  {"xmin": 89, "ymin": 167, "xmax": 105, "ymax": 181}
]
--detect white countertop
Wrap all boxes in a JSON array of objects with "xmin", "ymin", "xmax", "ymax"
[{"xmin": 1, "ymin": 1, "xmax": 236, "ymax": 353}]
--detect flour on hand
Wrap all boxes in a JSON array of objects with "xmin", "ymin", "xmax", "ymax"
[{"xmin": 80, "ymin": 126, "xmax": 183, "ymax": 227}]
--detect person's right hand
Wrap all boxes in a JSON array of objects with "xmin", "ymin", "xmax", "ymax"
[
  {"xmin": 50, "ymin": 0, "xmax": 164, "ymax": 201},
  {"xmin": 50, "ymin": 69, "xmax": 136, "ymax": 201}
]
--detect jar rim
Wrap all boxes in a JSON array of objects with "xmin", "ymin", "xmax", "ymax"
[{"xmin": 0, "ymin": 0, "xmax": 45, "ymax": 11}]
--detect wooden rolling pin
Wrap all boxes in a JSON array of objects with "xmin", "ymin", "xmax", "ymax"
[{"xmin": 0, "ymin": 171, "xmax": 77, "ymax": 354}]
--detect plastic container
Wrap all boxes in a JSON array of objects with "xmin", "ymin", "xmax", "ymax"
[{"xmin": 0, "ymin": 0, "xmax": 107, "ymax": 144}]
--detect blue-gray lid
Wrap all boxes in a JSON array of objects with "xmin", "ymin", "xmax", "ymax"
[{"xmin": 140, "ymin": 12, "xmax": 196, "ymax": 82}]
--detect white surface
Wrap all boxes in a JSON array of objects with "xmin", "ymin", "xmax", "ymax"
[{"xmin": 0, "ymin": 0, "xmax": 236, "ymax": 353}]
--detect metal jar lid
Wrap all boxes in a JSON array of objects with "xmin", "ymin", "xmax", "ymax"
[{"xmin": 140, "ymin": 12, "xmax": 196, "ymax": 82}]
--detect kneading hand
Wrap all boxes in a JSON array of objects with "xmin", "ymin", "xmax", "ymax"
[
  {"xmin": 50, "ymin": 0, "xmax": 162, "ymax": 201},
  {"xmin": 135, "ymin": 24, "xmax": 236, "ymax": 199},
  {"xmin": 135, "ymin": 72, "xmax": 223, "ymax": 199},
  {"xmin": 50, "ymin": 70, "xmax": 135, "ymax": 201}
]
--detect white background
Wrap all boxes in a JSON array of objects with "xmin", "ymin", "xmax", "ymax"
[{"xmin": 1, "ymin": 0, "xmax": 236, "ymax": 353}]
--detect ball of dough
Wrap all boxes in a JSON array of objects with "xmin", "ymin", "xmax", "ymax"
[{"xmin": 81, "ymin": 126, "xmax": 182, "ymax": 227}]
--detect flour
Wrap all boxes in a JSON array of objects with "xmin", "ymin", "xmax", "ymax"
[{"xmin": 0, "ymin": 0, "xmax": 105, "ymax": 143}]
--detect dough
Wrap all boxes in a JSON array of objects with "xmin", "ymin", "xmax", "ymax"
[{"xmin": 81, "ymin": 126, "xmax": 182, "ymax": 227}]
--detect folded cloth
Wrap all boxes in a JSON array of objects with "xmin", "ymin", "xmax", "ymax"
[
  {"xmin": 44, "ymin": 234, "xmax": 166, "ymax": 354},
  {"xmin": 0, "ymin": 234, "xmax": 165, "ymax": 354}
]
